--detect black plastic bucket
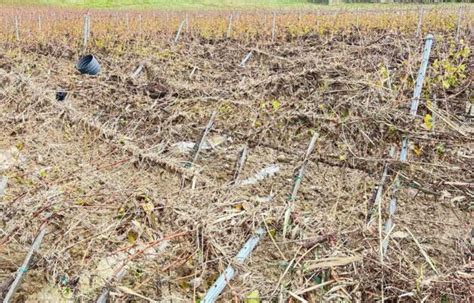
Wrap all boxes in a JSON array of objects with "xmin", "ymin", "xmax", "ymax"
[{"xmin": 76, "ymin": 55, "xmax": 100, "ymax": 75}]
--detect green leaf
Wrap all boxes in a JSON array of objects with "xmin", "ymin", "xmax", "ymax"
[
  {"xmin": 442, "ymin": 80, "xmax": 450, "ymax": 89},
  {"xmin": 15, "ymin": 142, "xmax": 24, "ymax": 151},
  {"xmin": 271, "ymin": 100, "xmax": 281, "ymax": 111},
  {"xmin": 39, "ymin": 169, "xmax": 47, "ymax": 178},
  {"xmin": 414, "ymin": 144, "xmax": 422, "ymax": 157},
  {"xmin": 440, "ymin": 294, "xmax": 449, "ymax": 303},
  {"xmin": 178, "ymin": 280, "xmax": 190, "ymax": 290},
  {"xmin": 127, "ymin": 230, "xmax": 138, "ymax": 244},
  {"xmin": 435, "ymin": 143, "xmax": 445, "ymax": 155},
  {"xmin": 341, "ymin": 108, "xmax": 350, "ymax": 119},
  {"xmin": 268, "ymin": 229, "xmax": 277, "ymax": 238},
  {"xmin": 424, "ymin": 114, "xmax": 433, "ymax": 130},
  {"xmin": 245, "ymin": 290, "xmax": 260, "ymax": 303}
]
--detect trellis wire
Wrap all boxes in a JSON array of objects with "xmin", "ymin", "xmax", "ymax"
[
  {"xmin": 239, "ymin": 51, "xmax": 253, "ymax": 67},
  {"xmin": 383, "ymin": 34, "xmax": 434, "ymax": 254},
  {"xmin": 3, "ymin": 226, "xmax": 47, "ymax": 303},
  {"xmin": 283, "ymin": 132, "xmax": 319, "ymax": 238},
  {"xmin": 226, "ymin": 14, "xmax": 233, "ymax": 38},
  {"xmin": 202, "ymin": 227, "xmax": 265, "ymax": 303},
  {"xmin": 174, "ymin": 20, "xmax": 186, "ymax": 44}
]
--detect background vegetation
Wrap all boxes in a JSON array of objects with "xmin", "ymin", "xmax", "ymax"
[{"xmin": 0, "ymin": 0, "xmax": 468, "ymax": 9}]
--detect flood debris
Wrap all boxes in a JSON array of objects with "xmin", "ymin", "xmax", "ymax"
[
  {"xmin": 0, "ymin": 7, "xmax": 472, "ymax": 303},
  {"xmin": 0, "ymin": 176, "xmax": 7, "ymax": 198},
  {"xmin": 0, "ymin": 147, "xmax": 25, "ymax": 171},
  {"xmin": 238, "ymin": 164, "xmax": 280, "ymax": 186}
]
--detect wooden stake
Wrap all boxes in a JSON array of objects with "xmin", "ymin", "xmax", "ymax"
[
  {"xmin": 455, "ymin": 6, "xmax": 463, "ymax": 42},
  {"xmin": 138, "ymin": 14, "xmax": 142, "ymax": 35},
  {"xmin": 226, "ymin": 14, "xmax": 233, "ymax": 38},
  {"xmin": 316, "ymin": 10, "xmax": 320, "ymax": 29},
  {"xmin": 185, "ymin": 14, "xmax": 189, "ymax": 32},
  {"xmin": 367, "ymin": 147, "xmax": 395, "ymax": 227},
  {"xmin": 356, "ymin": 8, "xmax": 360, "ymax": 28},
  {"xmin": 271, "ymin": 12, "xmax": 276, "ymax": 43},
  {"xmin": 189, "ymin": 111, "xmax": 217, "ymax": 166},
  {"xmin": 232, "ymin": 145, "xmax": 248, "ymax": 183},
  {"xmin": 174, "ymin": 20, "xmax": 186, "ymax": 44},
  {"xmin": 37, "ymin": 16, "xmax": 41, "ymax": 35},
  {"xmin": 416, "ymin": 7, "xmax": 423, "ymax": 38},
  {"xmin": 83, "ymin": 15, "xmax": 90, "ymax": 53},
  {"xmin": 14, "ymin": 16, "xmax": 19, "ymax": 41}
]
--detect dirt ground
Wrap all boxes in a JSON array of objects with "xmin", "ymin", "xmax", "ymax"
[{"xmin": 0, "ymin": 9, "xmax": 473, "ymax": 302}]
